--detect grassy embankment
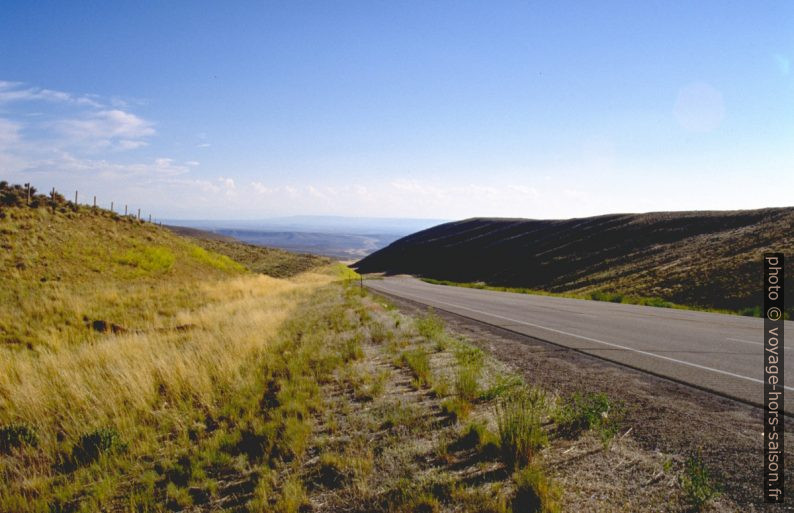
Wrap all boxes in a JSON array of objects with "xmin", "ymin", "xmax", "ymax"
[
  {"xmin": 420, "ymin": 278, "xmax": 765, "ymax": 318},
  {"xmin": 0, "ymin": 186, "xmax": 722, "ymax": 512}
]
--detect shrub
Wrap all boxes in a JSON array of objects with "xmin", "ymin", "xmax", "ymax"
[
  {"xmin": 0, "ymin": 423, "xmax": 38, "ymax": 453},
  {"xmin": 72, "ymin": 427, "xmax": 126, "ymax": 465},
  {"xmin": 511, "ymin": 464, "xmax": 562, "ymax": 513},
  {"xmin": 496, "ymin": 388, "xmax": 548, "ymax": 468},
  {"xmin": 680, "ymin": 449, "xmax": 720, "ymax": 510}
]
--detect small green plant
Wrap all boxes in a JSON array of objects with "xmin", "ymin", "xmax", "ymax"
[
  {"xmin": 481, "ymin": 374, "xmax": 524, "ymax": 401},
  {"xmin": 401, "ymin": 349, "xmax": 431, "ymax": 388},
  {"xmin": 511, "ymin": 464, "xmax": 562, "ymax": 513},
  {"xmin": 496, "ymin": 388, "xmax": 548, "ymax": 468},
  {"xmin": 555, "ymin": 392, "xmax": 620, "ymax": 444},
  {"xmin": 416, "ymin": 311, "xmax": 444, "ymax": 341},
  {"xmin": 0, "ymin": 423, "xmax": 38, "ymax": 453},
  {"xmin": 679, "ymin": 449, "xmax": 720, "ymax": 511}
]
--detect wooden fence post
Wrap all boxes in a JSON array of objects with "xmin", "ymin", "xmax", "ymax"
[
  {"xmin": 125, "ymin": 205, "xmax": 128, "ymax": 216},
  {"xmin": 74, "ymin": 191, "xmax": 78, "ymax": 204},
  {"xmin": 110, "ymin": 201, "xmax": 114, "ymax": 212},
  {"xmin": 137, "ymin": 208, "xmax": 141, "ymax": 220}
]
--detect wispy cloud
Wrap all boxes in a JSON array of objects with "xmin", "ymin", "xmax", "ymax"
[
  {"xmin": 0, "ymin": 80, "xmax": 102, "ymax": 108},
  {"xmin": 55, "ymin": 109, "xmax": 155, "ymax": 150}
]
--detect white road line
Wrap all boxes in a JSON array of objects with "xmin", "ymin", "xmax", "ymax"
[{"xmin": 371, "ymin": 283, "xmax": 794, "ymax": 392}]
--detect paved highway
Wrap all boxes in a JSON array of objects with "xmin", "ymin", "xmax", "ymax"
[{"xmin": 366, "ymin": 276, "xmax": 793, "ymax": 413}]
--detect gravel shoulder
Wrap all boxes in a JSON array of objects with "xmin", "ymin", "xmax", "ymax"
[{"xmin": 374, "ymin": 290, "xmax": 794, "ymax": 511}]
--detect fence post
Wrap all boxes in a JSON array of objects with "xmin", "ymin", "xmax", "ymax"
[
  {"xmin": 125, "ymin": 205, "xmax": 128, "ymax": 216},
  {"xmin": 110, "ymin": 201, "xmax": 114, "ymax": 212},
  {"xmin": 25, "ymin": 183, "xmax": 30, "ymax": 205},
  {"xmin": 137, "ymin": 208, "xmax": 141, "ymax": 220},
  {"xmin": 74, "ymin": 191, "xmax": 78, "ymax": 205},
  {"xmin": 148, "ymin": 214, "xmax": 151, "ymax": 223},
  {"xmin": 93, "ymin": 196, "xmax": 96, "ymax": 209}
]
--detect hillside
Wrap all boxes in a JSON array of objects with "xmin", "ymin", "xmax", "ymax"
[
  {"xmin": 354, "ymin": 208, "xmax": 794, "ymax": 314},
  {"xmin": 168, "ymin": 225, "xmax": 332, "ymax": 277},
  {"xmin": 0, "ymin": 185, "xmax": 753, "ymax": 512}
]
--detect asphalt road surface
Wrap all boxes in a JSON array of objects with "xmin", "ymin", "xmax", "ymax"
[{"xmin": 365, "ymin": 276, "xmax": 793, "ymax": 413}]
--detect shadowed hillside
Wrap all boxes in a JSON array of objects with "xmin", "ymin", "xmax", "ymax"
[{"xmin": 354, "ymin": 208, "xmax": 794, "ymax": 314}]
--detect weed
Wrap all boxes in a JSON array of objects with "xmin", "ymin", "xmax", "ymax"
[
  {"xmin": 555, "ymin": 392, "xmax": 621, "ymax": 445},
  {"xmin": 274, "ymin": 475, "xmax": 309, "ymax": 513},
  {"xmin": 416, "ymin": 311, "xmax": 444, "ymax": 341},
  {"xmin": 458, "ymin": 422, "xmax": 500, "ymax": 458},
  {"xmin": 455, "ymin": 364, "xmax": 481, "ymax": 402},
  {"xmin": 511, "ymin": 464, "xmax": 562, "ymax": 513},
  {"xmin": 496, "ymin": 388, "xmax": 548, "ymax": 468},
  {"xmin": 679, "ymin": 448, "xmax": 720, "ymax": 510},
  {"xmin": 401, "ymin": 349, "xmax": 432, "ymax": 388},
  {"xmin": 341, "ymin": 334, "xmax": 364, "ymax": 362},
  {"xmin": 441, "ymin": 397, "xmax": 472, "ymax": 423},
  {"xmin": 481, "ymin": 374, "xmax": 524, "ymax": 401}
]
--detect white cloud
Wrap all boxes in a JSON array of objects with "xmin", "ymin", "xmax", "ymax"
[
  {"xmin": 0, "ymin": 80, "xmax": 102, "ymax": 108},
  {"xmin": 56, "ymin": 109, "xmax": 155, "ymax": 150}
]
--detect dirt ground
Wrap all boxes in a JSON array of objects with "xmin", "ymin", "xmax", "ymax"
[{"xmin": 376, "ymin": 291, "xmax": 794, "ymax": 512}]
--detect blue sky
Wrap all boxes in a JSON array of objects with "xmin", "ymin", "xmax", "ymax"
[{"xmin": 1, "ymin": 1, "xmax": 792, "ymax": 219}]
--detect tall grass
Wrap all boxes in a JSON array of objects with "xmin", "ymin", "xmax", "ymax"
[
  {"xmin": 0, "ymin": 269, "xmax": 336, "ymax": 510},
  {"xmin": 495, "ymin": 388, "xmax": 549, "ymax": 469}
]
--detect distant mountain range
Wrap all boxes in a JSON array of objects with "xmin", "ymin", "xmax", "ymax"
[
  {"xmin": 164, "ymin": 216, "xmax": 446, "ymax": 259},
  {"xmin": 354, "ymin": 208, "xmax": 794, "ymax": 313}
]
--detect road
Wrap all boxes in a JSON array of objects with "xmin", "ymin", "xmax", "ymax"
[{"xmin": 365, "ymin": 276, "xmax": 793, "ymax": 413}]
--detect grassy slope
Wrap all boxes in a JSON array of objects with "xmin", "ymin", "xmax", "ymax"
[
  {"xmin": 0, "ymin": 206, "xmax": 247, "ymax": 349},
  {"xmin": 354, "ymin": 209, "xmax": 794, "ymax": 315},
  {"xmin": 171, "ymin": 227, "xmax": 332, "ymax": 278},
  {"xmin": 0, "ymin": 203, "xmax": 725, "ymax": 512}
]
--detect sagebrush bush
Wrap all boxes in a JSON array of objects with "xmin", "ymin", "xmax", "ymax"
[
  {"xmin": 0, "ymin": 423, "xmax": 38, "ymax": 453},
  {"xmin": 72, "ymin": 427, "xmax": 126, "ymax": 466}
]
